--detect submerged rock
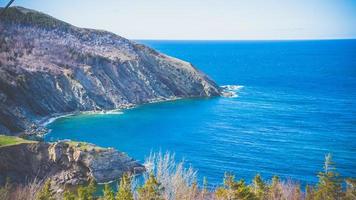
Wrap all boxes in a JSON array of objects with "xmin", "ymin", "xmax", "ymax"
[
  {"xmin": 0, "ymin": 6, "xmax": 221, "ymax": 135},
  {"xmin": 0, "ymin": 141, "xmax": 145, "ymax": 186}
]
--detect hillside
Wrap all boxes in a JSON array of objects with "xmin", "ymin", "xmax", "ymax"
[{"xmin": 0, "ymin": 6, "xmax": 221, "ymax": 135}]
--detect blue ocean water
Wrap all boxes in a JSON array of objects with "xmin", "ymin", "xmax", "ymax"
[{"xmin": 46, "ymin": 40, "xmax": 356, "ymax": 186}]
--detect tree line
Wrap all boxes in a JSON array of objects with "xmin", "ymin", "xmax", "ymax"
[{"xmin": 1, "ymin": 153, "xmax": 355, "ymax": 200}]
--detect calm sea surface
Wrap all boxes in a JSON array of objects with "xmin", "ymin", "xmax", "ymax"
[{"xmin": 46, "ymin": 40, "xmax": 356, "ymax": 186}]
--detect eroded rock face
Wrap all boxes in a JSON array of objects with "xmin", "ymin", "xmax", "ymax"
[
  {"xmin": 0, "ymin": 142, "xmax": 145, "ymax": 186},
  {"xmin": 0, "ymin": 6, "xmax": 221, "ymax": 135}
]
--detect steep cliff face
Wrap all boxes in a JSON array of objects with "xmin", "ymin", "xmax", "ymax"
[
  {"xmin": 0, "ymin": 7, "xmax": 220, "ymax": 135},
  {"xmin": 0, "ymin": 141, "xmax": 145, "ymax": 186}
]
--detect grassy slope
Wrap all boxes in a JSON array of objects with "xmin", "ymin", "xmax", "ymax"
[{"xmin": 0, "ymin": 135, "xmax": 36, "ymax": 147}]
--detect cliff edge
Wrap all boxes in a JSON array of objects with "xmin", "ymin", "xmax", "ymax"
[
  {"xmin": 0, "ymin": 6, "xmax": 221, "ymax": 135},
  {"xmin": 0, "ymin": 138, "xmax": 145, "ymax": 186}
]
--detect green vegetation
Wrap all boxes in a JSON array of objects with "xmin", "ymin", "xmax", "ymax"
[
  {"xmin": 215, "ymin": 173, "xmax": 257, "ymax": 200},
  {"xmin": 65, "ymin": 141, "xmax": 105, "ymax": 152},
  {"xmin": 0, "ymin": 153, "xmax": 355, "ymax": 200},
  {"xmin": 63, "ymin": 191, "xmax": 76, "ymax": 200},
  {"xmin": 137, "ymin": 173, "xmax": 164, "ymax": 200},
  {"xmin": 116, "ymin": 173, "xmax": 134, "ymax": 200},
  {"xmin": 0, "ymin": 135, "xmax": 36, "ymax": 147},
  {"xmin": 102, "ymin": 183, "xmax": 115, "ymax": 200},
  {"xmin": 35, "ymin": 180, "xmax": 55, "ymax": 200}
]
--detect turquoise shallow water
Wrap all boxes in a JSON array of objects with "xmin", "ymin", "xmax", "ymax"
[{"xmin": 46, "ymin": 40, "xmax": 356, "ymax": 186}]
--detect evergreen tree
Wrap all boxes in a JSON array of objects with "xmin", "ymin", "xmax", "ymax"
[
  {"xmin": 77, "ymin": 185, "xmax": 90, "ymax": 200},
  {"xmin": 116, "ymin": 173, "xmax": 134, "ymax": 200},
  {"xmin": 75, "ymin": 179, "xmax": 97, "ymax": 200},
  {"xmin": 36, "ymin": 180, "xmax": 55, "ymax": 200},
  {"xmin": 234, "ymin": 179, "xmax": 256, "ymax": 200},
  {"xmin": 63, "ymin": 190, "xmax": 76, "ymax": 200},
  {"xmin": 138, "ymin": 173, "xmax": 164, "ymax": 200},
  {"xmin": 87, "ymin": 179, "xmax": 97, "ymax": 200},
  {"xmin": 215, "ymin": 173, "xmax": 256, "ymax": 200},
  {"xmin": 102, "ymin": 183, "xmax": 115, "ymax": 200},
  {"xmin": 315, "ymin": 153, "xmax": 343, "ymax": 200},
  {"xmin": 252, "ymin": 174, "xmax": 266, "ymax": 200},
  {"xmin": 215, "ymin": 173, "xmax": 234, "ymax": 199},
  {"xmin": 269, "ymin": 176, "xmax": 283, "ymax": 200}
]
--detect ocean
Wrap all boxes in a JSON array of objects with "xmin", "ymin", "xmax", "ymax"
[{"xmin": 45, "ymin": 40, "xmax": 356, "ymax": 186}]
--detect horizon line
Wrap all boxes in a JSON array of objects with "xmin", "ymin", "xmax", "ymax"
[{"xmin": 134, "ymin": 38, "xmax": 356, "ymax": 41}]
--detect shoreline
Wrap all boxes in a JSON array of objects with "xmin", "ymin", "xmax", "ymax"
[
  {"xmin": 38, "ymin": 86, "xmax": 239, "ymax": 134},
  {"xmin": 36, "ymin": 96, "xmax": 187, "ymax": 136}
]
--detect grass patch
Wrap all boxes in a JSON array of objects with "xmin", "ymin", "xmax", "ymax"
[
  {"xmin": 65, "ymin": 141, "xmax": 105, "ymax": 152},
  {"xmin": 0, "ymin": 135, "xmax": 36, "ymax": 148}
]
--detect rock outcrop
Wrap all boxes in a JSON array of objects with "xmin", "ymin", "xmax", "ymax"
[
  {"xmin": 0, "ymin": 141, "xmax": 145, "ymax": 186},
  {"xmin": 0, "ymin": 6, "xmax": 220, "ymax": 135}
]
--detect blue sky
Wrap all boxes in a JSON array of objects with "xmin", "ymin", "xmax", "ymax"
[{"xmin": 4, "ymin": 0, "xmax": 356, "ymax": 40}]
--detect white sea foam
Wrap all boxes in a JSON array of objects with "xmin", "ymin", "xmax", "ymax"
[
  {"xmin": 43, "ymin": 109, "xmax": 124, "ymax": 126},
  {"xmin": 103, "ymin": 110, "xmax": 124, "ymax": 115},
  {"xmin": 78, "ymin": 110, "xmax": 124, "ymax": 116},
  {"xmin": 42, "ymin": 113, "xmax": 74, "ymax": 126},
  {"xmin": 220, "ymin": 85, "xmax": 244, "ymax": 98}
]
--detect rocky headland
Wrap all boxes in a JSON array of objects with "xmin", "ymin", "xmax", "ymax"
[
  {"xmin": 0, "ymin": 139, "xmax": 145, "ymax": 187},
  {"xmin": 0, "ymin": 6, "xmax": 221, "ymax": 136}
]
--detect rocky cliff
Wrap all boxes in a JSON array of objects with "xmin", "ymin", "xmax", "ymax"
[
  {"xmin": 0, "ymin": 6, "xmax": 220, "ymax": 135},
  {"xmin": 0, "ymin": 141, "xmax": 145, "ymax": 186}
]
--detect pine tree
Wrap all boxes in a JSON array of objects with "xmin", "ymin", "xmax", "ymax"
[
  {"xmin": 77, "ymin": 185, "xmax": 90, "ymax": 200},
  {"xmin": 234, "ymin": 179, "xmax": 256, "ymax": 200},
  {"xmin": 36, "ymin": 180, "xmax": 55, "ymax": 200},
  {"xmin": 315, "ymin": 153, "xmax": 343, "ymax": 200},
  {"xmin": 63, "ymin": 190, "xmax": 76, "ymax": 200},
  {"xmin": 138, "ymin": 173, "xmax": 164, "ymax": 200},
  {"xmin": 252, "ymin": 174, "xmax": 266, "ymax": 200},
  {"xmin": 116, "ymin": 173, "xmax": 134, "ymax": 200},
  {"xmin": 75, "ymin": 179, "xmax": 97, "ymax": 200},
  {"xmin": 87, "ymin": 179, "xmax": 97, "ymax": 200},
  {"xmin": 269, "ymin": 176, "xmax": 283, "ymax": 200},
  {"xmin": 215, "ymin": 173, "xmax": 256, "ymax": 200},
  {"xmin": 215, "ymin": 173, "xmax": 234, "ymax": 199},
  {"xmin": 102, "ymin": 184, "xmax": 115, "ymax": 200}
]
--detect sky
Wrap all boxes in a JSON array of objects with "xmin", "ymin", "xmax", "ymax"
[{"xmin": 3, "ymin": 0, "xmax": 356, "ymax": 40}]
